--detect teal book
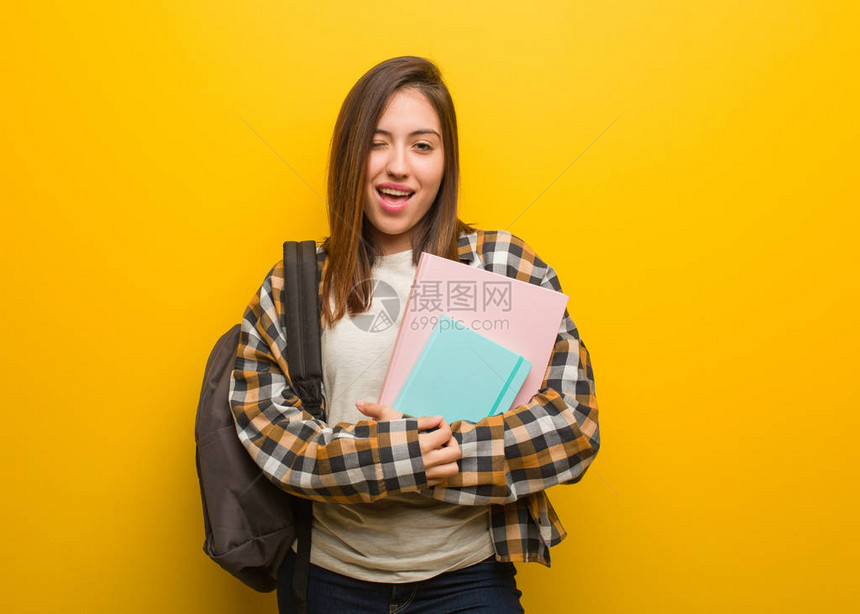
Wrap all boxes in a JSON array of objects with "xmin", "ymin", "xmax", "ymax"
[{"xmin": 392, "ymin": 314, "xmax": 532, "ymax": 424}]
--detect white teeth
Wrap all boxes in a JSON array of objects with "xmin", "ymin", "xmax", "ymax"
[{"xmin": 378, "ymin": 187, "xmax": 413, "ymax": 196}]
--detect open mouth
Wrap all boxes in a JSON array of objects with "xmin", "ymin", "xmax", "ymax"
[{"xmin": 376, "ymin": 188, "xmax": 415, "ymax": 210}]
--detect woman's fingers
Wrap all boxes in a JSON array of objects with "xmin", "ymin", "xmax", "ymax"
[
  {"xmin": 355, "ymin": 401, "xmax": 402, "ymax": 421},
  {"xmin": 425, "ymin": 459, "xmax": 460, "ymax": 480},
  {"xmin": 420, "ymin": 421, "xmax": 461, "ymax": 483},
  {"xmin": 418, "ymin": 421, "xmax": 453, "ymax": 454},
  {"xmin": 425, "ymin": 440, "xmax": 460, "ymax": 465},
  {"xmin": 445, "ymin": 432, "xmax": 460, "ymax": 459},
  {"xmin": 416, "ymin": 415, "xmax": 444, "ymax": 431},
  {"xmin": 356, "ymin": 408, "xmax": 459, "ymax": 482}
]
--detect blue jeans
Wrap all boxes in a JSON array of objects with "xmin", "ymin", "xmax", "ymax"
[{"xmin": 277, "ymin": 550, "xmax": 524, "ymax": 613}]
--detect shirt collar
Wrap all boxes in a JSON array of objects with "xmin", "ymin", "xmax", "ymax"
[
  {"xmin": 319, "ymin": 230, "xmax": 481, "ymax": 267},
  {"xmin": 457, "ymin": 229, "xmax": 481, "ymax": 267}
]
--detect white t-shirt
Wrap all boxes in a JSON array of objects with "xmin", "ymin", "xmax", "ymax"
[{"xmin": 310, "ymin": 248, "xmax": 494, "ymax": 582}]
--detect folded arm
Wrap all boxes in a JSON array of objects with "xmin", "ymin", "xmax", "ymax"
[
  {"xmin": 361, "ymin": 260, "xmax": 601, "ymax": 506},
  {"xmin": 228, "ymin": 262, "xmax": 435, "ymax": 503}
]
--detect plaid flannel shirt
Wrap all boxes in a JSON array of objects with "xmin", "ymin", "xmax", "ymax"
[{"xmin": 229, "ymin": 228, "xmax": 600, "ymax": 565}]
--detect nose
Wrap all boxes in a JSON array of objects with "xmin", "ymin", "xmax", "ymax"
[{"xmin": 385, "ymin": 143, "xmax": 409, "ymax": 178}]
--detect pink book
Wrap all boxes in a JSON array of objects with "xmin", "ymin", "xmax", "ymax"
[{"xmin": 378, "ymin": 251, "xmax": 569, "ymax": 411}]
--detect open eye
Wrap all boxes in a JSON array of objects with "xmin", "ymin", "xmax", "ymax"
[{"xmin": 415, "ymin": 142, "xmax": 434, "ymax": 151}]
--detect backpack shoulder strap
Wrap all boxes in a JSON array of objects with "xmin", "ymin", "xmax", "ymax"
[
  {"xmin": 282, "ymin": 240, "xmax": 323, "ymax": 420},
  {"xmin": 281, "ymin": 240, "xmax": 322, "ymax": 614}
]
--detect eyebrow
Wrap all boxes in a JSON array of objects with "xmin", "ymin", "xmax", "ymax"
[{"xmin": 374, "ymin": 129, "xmax": 441, "ymax": 138}]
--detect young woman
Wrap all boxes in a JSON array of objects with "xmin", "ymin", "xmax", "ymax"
[{"xmin": 229, "ymin": 56, "xmax": 601, "ymax": 614}]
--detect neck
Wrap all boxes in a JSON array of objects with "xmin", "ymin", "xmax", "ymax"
[{"xmin": 371, "ymin": 228, "xmax": 413, "ymax": 256}]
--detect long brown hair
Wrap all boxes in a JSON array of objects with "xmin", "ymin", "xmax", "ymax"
[{"xmin": 319, "ymin": 56, "xmax": 476, "ymax": 329}]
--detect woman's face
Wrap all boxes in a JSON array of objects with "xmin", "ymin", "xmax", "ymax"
[{"xmin": 363, "ymin": 88, "xmax": 444, "ymax": 255}]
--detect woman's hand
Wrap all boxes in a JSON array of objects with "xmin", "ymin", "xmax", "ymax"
[
  {"xmin": 356, "ymin": 401, "xmax": 461, "ymax": 486},
  {"xmin": 355, "ymin": 400, "xmax": 403, "ymax": 421}
]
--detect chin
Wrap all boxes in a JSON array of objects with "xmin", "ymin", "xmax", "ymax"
[{"xmin": 373, "ymin": 221, "xmax": 412, "ymax": 238}]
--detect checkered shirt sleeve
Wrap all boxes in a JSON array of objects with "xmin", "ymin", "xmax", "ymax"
[
  {"xmin": 423, "ymin": 231, "xmax": 601, "ymax": 506},
  {"xmin": 228, "ymin": 261, "xmax": 430, "ymax": 503}
]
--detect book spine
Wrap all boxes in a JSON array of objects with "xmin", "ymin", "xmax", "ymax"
[{"xmin": 488, "ymin": 355, "xmax": 525, "ymax": 416}]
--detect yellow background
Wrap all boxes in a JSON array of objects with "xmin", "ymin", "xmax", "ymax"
[{"xmin": 2, "ymin": 1, "xmax": 857, "ymax": 612}]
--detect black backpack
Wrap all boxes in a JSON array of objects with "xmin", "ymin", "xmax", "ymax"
[{"xmin": 195, "ymin": 240, "xmax": 323, "ymax": 613}]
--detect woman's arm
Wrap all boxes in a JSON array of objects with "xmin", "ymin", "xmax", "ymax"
[
  {"xmin": 444, "ymin": 315, "xmax": 599, "ymax": 505},
  {"xmin": 228, "ymin": 262, "xmax": 458, "ymax": 504},
  {"xmin": 359, "ymin": 259, "xmax": 601, "ymax": 506}
]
